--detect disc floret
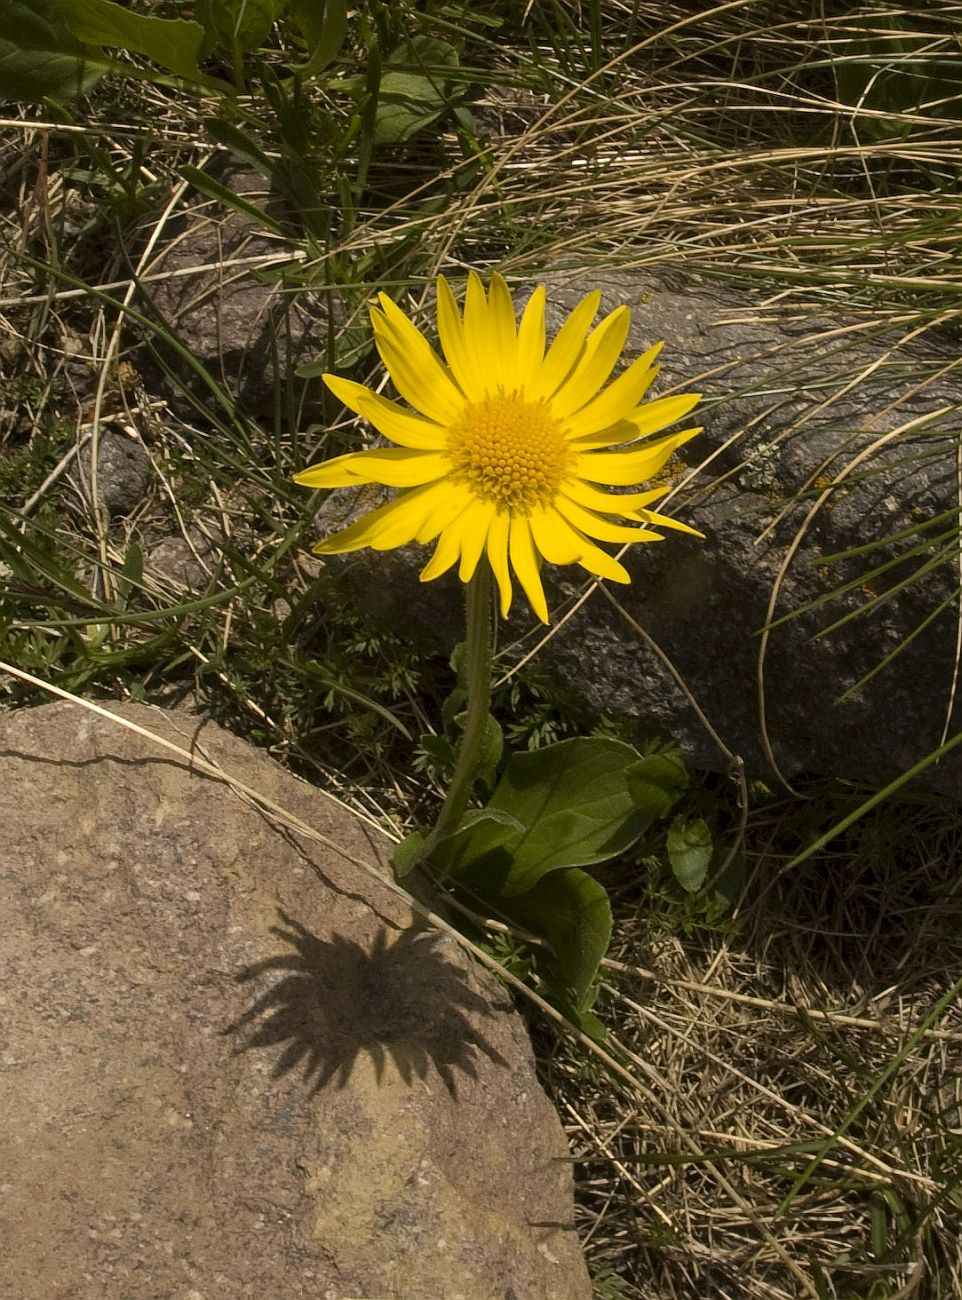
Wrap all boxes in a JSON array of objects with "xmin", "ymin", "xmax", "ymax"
[{"xmin": 447, "ymin": 392, "xmax": 571, "ymax": 513}]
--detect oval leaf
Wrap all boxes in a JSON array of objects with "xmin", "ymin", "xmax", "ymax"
[
  {"xmin": 0, "ymin": 0, "xmax": 108, "ymax": 101},
  {"xmin": 392, "ymin": 829, "xmax": 425, "ymax": 880},
  {"xmin": 502, "ymin": 867, "xmax": 612, "ymax": 1012},
  {"xmin": 447, "ymin": 736, "xmax": 647, "ymax": 896},
  {"xmin": 62, "ymin": 0, "xmax": 205, "ymax": 81},
  {"xmin": 625, "ymin": 749, "xmax": 688, "ymax": 823},
  {"xmin": 667, "ymin": 815, "xmax": 713, "ymax": 892}
]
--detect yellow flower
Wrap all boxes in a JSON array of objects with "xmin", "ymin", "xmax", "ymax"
[{"xmin": 295, "ymin": 273, "xmax": 702, "ymax": 623}]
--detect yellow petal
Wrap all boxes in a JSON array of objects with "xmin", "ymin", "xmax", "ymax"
[
  {"xmin": 528, "ymin": 504, "xmax": 585, "ymax": 565},
  {"xmin": 577, "ymin": 545, "xmax": 631, "ymax": 584},
  {"xmin": 555, "ymin": 495, "xmax": 664, "ymax": 545},
  {"xmin": 420, "ymin": 527, "xmax": 462, "ymax": 582},
  {"xmin": 550, "ymin": 306, "xmax": 631, "ymax": 419},
  {"xmin": 509, "ymin": 515, "xmax": 548, "ymax": 623},
  {"xmin": 458, "ymin": 499, "xmax": 497, "ymax": 580},
  {"xmin": 372, "ymin": 313, "xmax": 465, "ymax": 426},
  {"xmin": 569, "ymin": 393, "xmax": 701, "ymax": 451},
  {"xmin": 321, "ymin": 372, "xmax": 373, "ymax": 417},
  {"xmin": 294, "ymin": 452, "xmax": 369, "ymax": 489},
  {"xmin": 533, "ymin": 505, "xmax": 632, "ymax": 582},
  {"xmin": 436, "ymin": 277, "xmax": 485, "ymax": 402},
  {"xmin": 638, "ymin": 508, "xmax": 705, "ymax": 539},
  {"xmin": 574, "ymin": 428, "xmax": 701, "ymax": 485},
  {"xmin": 528, "ymin": 289, "xmax": 601, "ymax": 402},
  {"xmin": 312, "ymin": 486, "xmax": 432, "ymax": 555},
  {"xmin": 419, "ymin": 490, "xmax": 491, "ymax": 579},
  {"xmin": 367, "ymin": 488, "xmax": 450, "ymax": 550},
  {"xmin": 487, "ymin": 273, "xmax": 519, "ymax": 391},
  {"xmin": 461, "ymin": 271, "xmax": 490, "ymax": 366},
  {"xmin": 516, "ymin": 286, "xmax": 546, "ymax": 389},
  {"xmin": 323, "ymin": 374, "xmax": 447, "ymax": 450},
  {"xmin": 628, "ymin": 392, "xmax": 702, "ymax": 438},
  {"xmin": 376, "ymin": 291, "xmax": 465, "ymax": 402},
  {"xmin": 564, "ymin": 343, "xmax": 663, "ymax": 438},
  {"xmin": 486, "ymin": 510, "xmax": 512, "ymax": 617},
  {"xmin": 415, "ymin": 482, "xmax": 475, "ymax": 543},
  {"xmin": 561, "ymin": 479, "xmax": 671, "ymax": 515},
  {"xmin": 331, "ymin": 448, "xmax": 450, "ymax": 488}
]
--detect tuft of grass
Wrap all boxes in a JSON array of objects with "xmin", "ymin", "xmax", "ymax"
[{"xmin": 536, "ymin": 777, "xmax": 962, "ymax": 1298}]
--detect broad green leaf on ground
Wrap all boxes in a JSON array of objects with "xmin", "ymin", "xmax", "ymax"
[
  {"xmin": 667, "ymin": 815, "xmax": 713, "ymax": 892},
  {"xmin": 430, "ymin": 807, "xmax": 524, "ymax": 868},
  {"xmin": 61, "ymin": 0, "xmax": 205, "ymax": 81},
  {"xmin": 374, "ymin": 36, "xmax": 459, "ymax": 146},
  {"xmin": 289, "ymin": 0, "xmax": 346, "ymax": 77},
  {"xmin": 0, "ymin": 0, "xmax": 109, "ymax": 101},
  {"xmin": 625, "ymin": 748, "xmax": 688, "ymax": 822},
  {"xmin": 197, "ymin": 0, "xmax": 285, "ymax": 59},
  {"xmin": 501, "ymin": 867, "xmax": 613, "ymax": 1012},
  {"xmin": 444, "ymin": 736, "xmax": 648, "ymax": 897},
  {"xmin": 396, "ymin": 809, "xmax": 523, "ymax": 880}
]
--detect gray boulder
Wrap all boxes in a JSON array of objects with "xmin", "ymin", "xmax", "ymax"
[
  {"xmin": 542, "ymin": 271, "xmax": 961, "ymax": 793},
  {"xmin": 0, "ymin": 700, "xmax": 590, "ymax": 1300}
]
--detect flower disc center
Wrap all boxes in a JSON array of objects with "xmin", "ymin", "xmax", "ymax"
[{"xmin": 448, "ymin": 393, "xmax": 570, "ymax": 512}]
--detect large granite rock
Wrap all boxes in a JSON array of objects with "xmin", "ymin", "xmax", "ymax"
[
  {"xmin": 0, "ymin": 700, "xmax": 590, "ymax": 1300},
  {"xmin": 312, "ymin": 270, "xmax": 962, "ymax": 796}
]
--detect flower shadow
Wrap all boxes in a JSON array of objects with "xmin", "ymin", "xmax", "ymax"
[{"xmin": 224, "ymin": 911, "xmax": 508, "ymax": 1097}]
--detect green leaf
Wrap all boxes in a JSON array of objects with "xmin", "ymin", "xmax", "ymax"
[
  {"xmin": 476, "ymin": 712, "xmax": 503, "ymax": 791},
  {"xmin": 449, "ymin": 639, "xmax": 467, "ymax": 685},
  {"xmin": 179, "ymin": 164, "xmax": 286, "ymax": 236},
  {"xmin": 197, "ymin": 0, "xmax": 285, "ymax": 58},
  {"xmin": 414, "ymin": 732, "xmax": 456, "ymax": 777},
  {"xmin": 667, "ymin": 815, "xmax": 713, "ymax": 892},
  {"xmin": 115, "ymin": 538, "xmax": 144, "ymax": 607},
  {"xmin": 373, "ymin": 36, "xmax": 459, "ymax": 146},
  {"xmin": 625, "ymin": 748, "xmax": 688, "ymax": 822},
  {"xmin": 505, "ymin": 867, "xmax": 612, "ymax": 1012},
  {"xmin": 440, "ymin": 684, "xmax": 467, "ymax": 732},
  {"xmin": 392, "ymin": 830, "xmax": 425, "ymax": 880},
  {"xmin": 0, "ymin": 0, "xmax": 109, "ymax": 101},
  {"xmin": 398, "ymin": 809, "xmax": 524, "ymax": 882},
  {"xmin": 61, "ymin": 0, "xmax": 205, "ymax": 81},
  {"xmin": 288, "ymin": 0, "xmax": 346, "ymax": 78},
  {"xmin": 447, "ymin": 736, "xmax": 647, "ymax": 897},
  {"xmin": 354, "ymin": 36, "xmax": 381, "ymax": 195},
  {"xmin": 431, "ymin": 807, "xmax": 524, "ymax": 869},
  {"xmin": 446, "ymin": 710, "xmax": 503, "ymax": 794},
  {"xmin": 203, "ymin": 115, "xmax": 275, "ymax": 176}
]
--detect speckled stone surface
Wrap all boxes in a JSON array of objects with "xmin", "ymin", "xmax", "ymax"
[{"xmin": 0, "ymin": 701, "xmax": 590, "ymax": 1300}]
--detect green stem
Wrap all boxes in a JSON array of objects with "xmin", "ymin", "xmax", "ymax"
[{"xmin": 422, "ymin": 562, "xmax": 494, "ymax": 860}]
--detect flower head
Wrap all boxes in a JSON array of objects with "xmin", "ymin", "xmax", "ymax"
[{"xmin": 295, "ymin": 273, "xmax": 702, "ymax": 623}]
